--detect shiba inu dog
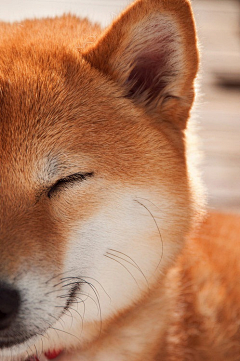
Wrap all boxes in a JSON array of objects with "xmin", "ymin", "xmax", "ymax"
[{"xmin": 0, "ymin": 0, "xmax": 239, "ymax": 360}]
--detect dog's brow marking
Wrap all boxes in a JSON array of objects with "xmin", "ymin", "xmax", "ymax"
[
  {"xmin": 46, "ymin": 157, "xmax": 60, "ymax": 180},
  {"xmin": 37, "ymin": 156, "xmax": 60, "ymax": 184}
]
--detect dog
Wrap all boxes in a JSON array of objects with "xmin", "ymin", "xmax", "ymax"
[{"xmin": 0, "ymin": 0, "xmax": 239, "ymax": 360}]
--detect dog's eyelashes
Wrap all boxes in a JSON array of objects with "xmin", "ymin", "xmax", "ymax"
[{"xmin": 47, "ymin": 172, "xmax": 94, "ymax": 198}]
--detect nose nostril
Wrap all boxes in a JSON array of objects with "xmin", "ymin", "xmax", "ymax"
[
  {"xmin": 0, "ymin": 309, "xmax": 14, "ymax": 330},
  {"xmin": 0, "ymin": 284, "xmax": 20, "ymax": 330},
  {"xmin": 0, "ymin": 310, "xmax": 10, "ymax": 319}
]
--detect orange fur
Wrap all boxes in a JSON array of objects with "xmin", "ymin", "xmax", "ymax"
[
  {"xmin": 161, "ymin": 212, "xmax": 240, "ymax": 360},
  {"xmin": 0, "ymin": 1, "xmax": 239, "ymax": 360}
]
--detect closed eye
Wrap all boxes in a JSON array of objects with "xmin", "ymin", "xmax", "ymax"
[{"xmin": 47, "ymin": 172, "xmax": 94, "ymax": 198}]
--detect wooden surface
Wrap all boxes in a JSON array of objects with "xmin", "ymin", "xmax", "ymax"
[{"xmin": 0, "ymin": 0, "xmax": 239, "ymax": 213}]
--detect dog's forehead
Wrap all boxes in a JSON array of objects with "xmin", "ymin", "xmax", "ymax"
[
  {"xmin": 0, "ymin": 30, "xmax": 172, "ymax": 192},
  {"xmin": 0, "ymin": 47, "xmax": 112, "ymax": 150},
  {"xmin": 0, "ymin": 48, "xmax": 147, "ymax": 179}
]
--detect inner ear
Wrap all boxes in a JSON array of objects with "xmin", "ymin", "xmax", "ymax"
[
  {"xmin": 127, "ymin": 52, "xmax": 169, "ymax": 99},
  {"xmin": 122, "ymin": 16, "xmax": 181, "ymax": 107}
]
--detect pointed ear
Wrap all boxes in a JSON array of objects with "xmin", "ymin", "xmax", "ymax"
[{"xmin": 83, "ymin": 0, "xmax": 199, "ymax": 129}]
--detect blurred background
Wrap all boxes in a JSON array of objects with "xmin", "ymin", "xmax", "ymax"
[{"xmin": 0, "ymin": 0, "xmax": 239, "ymax": 213}]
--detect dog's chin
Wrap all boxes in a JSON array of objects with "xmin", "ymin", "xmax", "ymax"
[
  {"xmin": 0, "ymin": 342, "xmax": 63, "ymax": 361},
  {"xmin": 0, "ymin": 333, "xmax": 58, "ymax": 361},
  {"xmin": 0, "ymin": 336, "xmax": 38, "ymax": 360}
]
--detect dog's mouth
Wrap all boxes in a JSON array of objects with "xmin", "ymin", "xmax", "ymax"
[
  {"xmin": 0, "ymin": 339, "xmax": 64, "ymax": 361},
  {"xmin": 0, "ymin": 284, "xmax": 80, "ymax": 360},
  {"xmin": 31, "ymin": 285, "xmax": 80, "ymax": 360},
  {"xmin": 25, "ymin": 285, "xmax": 80, "ymax": 360}
]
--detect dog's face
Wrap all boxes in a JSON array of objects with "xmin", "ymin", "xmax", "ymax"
[{"xmin": 0, "ymin": 0, "xmax": 199, "ymax": 359}]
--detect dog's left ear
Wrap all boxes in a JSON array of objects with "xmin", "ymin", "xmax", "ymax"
[{"xmin": 83, "ymin": 0, "xmax": 199, "ymax": 130}]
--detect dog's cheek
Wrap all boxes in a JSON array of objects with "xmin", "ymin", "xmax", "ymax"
[{"xmin": 60, "ymin": 187, "xmax": 183, "ymax": 323}]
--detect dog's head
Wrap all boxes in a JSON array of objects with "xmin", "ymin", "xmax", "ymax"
[{"xmin": 0, "ymin": 0, "xmax": 201, "ymax": 359}]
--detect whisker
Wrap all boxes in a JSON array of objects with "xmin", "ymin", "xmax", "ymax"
[
  {"xmin": 68, "ymin": 306, "xmax": 84, "ymax": 333},
  {"xmin": 45, "ymin": 288, "xmax": 63, "ymax": 296},
  {"xmin": 104, "ymin": 254, "xmax": 141, "ymax": 288},
  {"xmin": 108, "ymin": 249, "xmax": 149, "ymax": 289},
  {"xmin": 33, "ymin": 344, "xmax": 38, "ymax": 359},
  {"xmin": 49, "ymin": 326, "xmax": 81, "ymax": 342},
  {"xmin": 86, "ymin": 284, "xmax": 102, "ymax": 321},
  {"xmin": 25, "ymin": 348, "xmax": 31, "ymax": 361},
  {"xmin": 41, "ymin": 337, "xmax": 44, "ymax": 355},
  {"xmin": 66, "ymin": 307, "xmax": 74, "ymax": 329},
  {"xmin": 135, "ymin": 197, "xmax": 161, "ymax": 211},
  {"xmin": 81, "ymin": 297, "xmax": 86, "ymax": 324},
  {"xmin": 46, "ymin": 268, "xmax": 79, "ymax": 285},
  {"xmin": 134, "ymin": 199, "xmax": 163, "ymax": 269},
  {"xmin": 61, "ymin": 281, "xmax": 85, "ymax": 289},
  {"xmin": 57, "ymin": 291, "xmax": 97, "ymax": 308},
  {"xmin": 72, "ymin": 293, "xmax": 93, "ymax": 305},
  {"xmin": 46, "ymin": 272, "xmax": 103, "ymax": 338},
  {"xmin": 68, "ymin": 306, "xmax": 83, "ymax": 322},
  {"xmin": 60, "ymin": 276, "xmax": 110, "ymax": 300},
  {"xmin": 55, "ymin": 279, "xmax": 101, "ymax": 304},
  {"xmin": 81, "ymin": 283, "xmax": 102, "ymax": 337},
  {"xmin": 50, "ymin": 278, "xmax": 85, "ymax": 290},
  {"xmin": 43, "ymin": 318, "xmax": 80, "ymax": 343},
  {"xmin": 60, "ymin": 308, "xmax": 74, "ymax": 325},
  {"xmin": 48, "ymin": 313, "xmax": 65, "ymax": 329}
]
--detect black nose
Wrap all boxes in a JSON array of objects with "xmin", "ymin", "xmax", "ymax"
[{"xmin": 0, "ymin": 284, "xmax": 20, "ymax": 330}]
